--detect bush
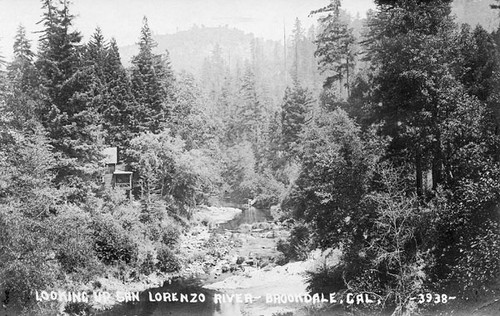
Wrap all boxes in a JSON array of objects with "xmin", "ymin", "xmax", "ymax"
[
  {"xmin": 0, "ymin": 207, "xmax": 60, "ymax": 305},
  {"xmin": 273, "ymin": 253, "xmax": 288, "ymax": 266},
  {"xmin": 156, "ymin": 246, "xmax": 181, "ymax": 273},
  {"xmin": 54, "ymin": 205, "xmax": 98, "ymax": 276},
  {"xmin": 161, "ymin": 222, "xmax": 181, "ymax": 248},
  {"xmin": 203, "ymin": 233, "xmax": 229, "ymax": 259},
  {"xmin": 140, "ymin": 251, "xmax": 156, "ymax": 275},
  {"xmin": 277, "ymin": 222, "xmax": 311, "ymax": 262},
  {"xmin": 140, "ymin": 198, "xmax": 167, "ymax": 224},
  {"xmin": 453, "ymin": 217, "xmax": 500, "ymax": 295},
  {"xmin": 92, "ymin": 214, "xmax": 138, "ymax": 265},
  {"xmin": 305, "ymin": 263, "xmax": 348, "ymax": 295},
  {"xmin": 276, "ymin": 239, "xmax": 291, "ymax": 263},
  {"xmin": 112, "ymin": 201, "xmax": 143, "ymax": 232}
]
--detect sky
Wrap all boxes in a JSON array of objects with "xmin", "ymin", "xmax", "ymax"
[{"xmin": 0, "ymin": 0, "xmax": 376, "ymax": 60}]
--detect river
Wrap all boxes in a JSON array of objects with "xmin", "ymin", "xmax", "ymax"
[
  {"xmin": 96, "ymin": 278, "xmax": 241, "ymax": 316},
  {"xmin": 96, "ymin": 207, "xmax": 290, "ymax": 316},
  {"xmin": 218, "ymin": 206, "xmax": 273, "ymax": 230}
]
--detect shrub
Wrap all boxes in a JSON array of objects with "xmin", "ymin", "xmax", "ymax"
[
  {"xmin": 140, "ymin": 251, "xmax": 156, "ymax": 275},
  {"xmin": 92, "ymin": 214, "xmax": 138, "ymax": 265},
  {"xmin": 305, "ymin": 263, "xmax": 348, "ymax": 295},
  {"xmin": 453, "ymin": 217, "xmax": 500, "ymax": 296},
  {"xmin": 161, "ymin": 222, "xmax": 181, "ymax": 248},
  {"xmin": 186, "ymin": 250, "xmax": 207, "ymax": 264},
  {"xmin": 276, "ymin": 239, "xmax": 291, "ymax": 263},
  {"xmin": 140, "ymin": 198, "xmax": 167, "ymax": 224},
  {"xmin": 273, "ymin": 253, "xmax": 288, "ymax": 266},
  {"xmin": 277, "ymin": 222, "xmax": 311, "ymax": 261},
  {"xmin": 53, "ymin": 205, "xmax": 98, "ymax": 276},
  {"xmin": 0, "ymin": 207, "xmax": 59, "ymax": 305},
  {"xmin": 156, "ymin": 246, "xmax": 181, "ymax": 273},
  {"xmin": 203, "ymin": 233, "xmax": 229, "ymax": 259},
  {"xmin": 112, "ymin": 201, "xmax": 143, "ymax": 232}
]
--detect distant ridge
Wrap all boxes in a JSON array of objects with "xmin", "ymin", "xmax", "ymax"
[
  {"xmin": 118, "ymin": 1, "xmax": 500, "ymax": 76},
  {"xmin": 119, "ymin": 25, "xmax": 258, "ymax": 74},
  {"xmin": 452, "ymin": 0, "xmax": 499, "ymax": 30}
]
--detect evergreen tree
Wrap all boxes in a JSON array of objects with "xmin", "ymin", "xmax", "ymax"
[
  {"xmin": 36, "ymin": 0, "xmax": 82, "ymax": 114},
  {"xmin": 103, "ymin": 38, "xmax": 136, "ymax": 145},
  {"xmin": 170, "ymin": 71, "xmax": 219, "ymax": 150},
  {"xmin": 460, "ymin": 24, "xmax": 500, "ymax": 136},
  {"xmin": 218, "ymin": 72, "xmax": 240, "ymax": 146},
  {"xmin": 82, "ymin": 29, "xmax": 135, "ymax": 146},
  {"xmin": 84, "ymin": 27, "xmax": 108, "ymax": 79},
  {"xmin": 456, "ymin": 24, "xmax": 499, "ymax": 103},
  {"xmin": 250, "ymin": 38, "xmax": 263, "ymax": 82},
  {"xmin": 36, "ymin": 0, "xmax": 103, "ymax": 202},
  {"xmin": 200, "ymin": 43, "xmax": 227, "ymax": 98},
  {"xmin": 312, "ymin": 0, "xmax": 355, "ymax": 96},
  {"xmin": 305, "ymin": 25, "xmax": 321, "ymax": 91},
  {"xmin": 0, "ymin": 49, "xmax": 7, "ymax": 118},
  {"xmin": 364, "ymin": 0, "xmax": 457, "ymax": 194},
  {"xmin": 12, "ymin": 25, "xmax": 35, "ymax": 63},
  {"xmin": 237, "ymin": 65, "xmax": 266, "ymax": 147},
  {"xmin": 130, "ymin": 16, "xmax": 175, "ymax": 134},
  {"xmin": 281, "ymin": 83, "xmax": 313, "ymax": 159},
  {"xmin": 6, "ymin": 25, "xmax": 41, "ymax": 128},
  {"xmin": 290, "ymin": 18, "xmax": 305, "ymax": 83}
]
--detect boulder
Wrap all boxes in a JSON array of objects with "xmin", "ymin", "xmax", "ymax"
[
  {"xmin": 245, "ymin": 259, "xmax": 255, "ymax": 266},
  {"xmin": 229, "ymin": 264, "xmax": 240, "ymax": 272},
  {"xmin": 236, "ymin": 256, "xmax": 245, "ymax": 264}
]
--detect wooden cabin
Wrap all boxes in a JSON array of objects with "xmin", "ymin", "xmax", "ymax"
[{"xmin": 103, "ymin": 147, "xmax": 133, "ymax": 198}]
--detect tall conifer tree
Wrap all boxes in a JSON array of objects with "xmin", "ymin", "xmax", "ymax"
[
  {"xmin": 6, "ymin": 25, "xmax": 41, "ymax": 128},
  {"xmin": 130, "ymin": 17, "xmax": 175, "ymax": 134},
  {"xmin": 82, "ymin": 29, "xmax": 134, "ymax": 146},
  {"xmin": 36, "ymin": 0, "xmax": 103, "ymax": 202},
  {"xmin": 312, "ymin": 0, "xmax": 355, "ymax": 96},
  {"xmin": 281, "ymin": 83, "xmax": 313, "ymax": 160}
]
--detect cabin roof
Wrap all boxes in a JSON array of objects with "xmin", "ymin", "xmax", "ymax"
[
  {"xmin": 103, "ymin": 147, "xmax": 118, "ymax": 164},
  {"xmin": 113, "ymin": 170, "xmax": 132, "ymax": 175}
]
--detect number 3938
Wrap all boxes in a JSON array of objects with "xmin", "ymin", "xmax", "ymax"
[{"xmin": 411, "ymin": 293, "xmax": 456, "ymax": 304}]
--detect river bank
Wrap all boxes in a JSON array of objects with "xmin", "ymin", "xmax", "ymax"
[
  {"xmin": 91, "ymin": 205, "xmax": 335, "ymax": 316},
  {"xmin": 87, "ymin": 206, "xmax": 248, "ymax": 312}
]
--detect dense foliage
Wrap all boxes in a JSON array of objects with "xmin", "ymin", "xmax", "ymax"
[
  {"xmin": 279, "ymin": 0, "xmax": 500, "ymax": 315},
  {"xmin": 0, "ymin": 0, "xmax": 499, "ymax": 315}
]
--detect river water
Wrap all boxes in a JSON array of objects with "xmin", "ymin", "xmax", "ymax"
[
  {"xmin": 218, "ymin": 206, "xmax": 273, "ymax": 230},
  {"xmin": 96, "ymin": 278, "xmax": 244, "ymax": 316},
  {"xmin": 97, "ymin": 207, "xmax": 274, "ymax": 316}
]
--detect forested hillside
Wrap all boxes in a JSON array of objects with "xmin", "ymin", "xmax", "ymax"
[{"xmin": 0, "ymin": 0, "xmax": 499, "ymax": 315}]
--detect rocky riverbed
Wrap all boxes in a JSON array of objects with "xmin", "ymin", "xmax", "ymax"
[
  {"xmin": 90, "ymin": 205, "xmax": 340, "ymax": 316},
  {"xmin": 178, "ymin": 206, "xmax": 341, "ymax": 316},
  {"xmin": 180, "ymin": 206, "xmax": 289, "ymax": 283}
]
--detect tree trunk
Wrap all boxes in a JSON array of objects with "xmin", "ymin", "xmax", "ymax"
[
  {"xmin": 416, "ymin": 149, "xmax": 423, "ymax": 196},
  {"xmin": 346, "ymin": 56, "xmax": 350, "ymax": 98},
  {"xmin": 432, "ymin": 130, "xmax": 443, "ymax": 190}
]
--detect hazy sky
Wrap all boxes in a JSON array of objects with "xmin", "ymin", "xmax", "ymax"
[{"xmin": 0, "ymin": 0, "xmax": 375, "ymax": 59}]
